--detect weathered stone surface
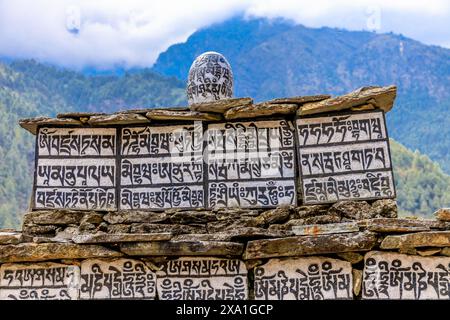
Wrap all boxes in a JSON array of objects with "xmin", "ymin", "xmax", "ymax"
[
  {"xmin": 254, "ymin": 257, "xmax": 353, "ymax": 300},
  {"xmin": 381, "ymin": 231, "xmax": 450, "ymax": 249},
  {"xmin": 441, "ymin": 247, "xmax": 450, "ymax": 256},
  {"xmin": 146, "ymin": 110, "xmax": 222, "ymax": 121},
  {"xmin": 362, "ymin": 251, "xmax": 450, "ymax": 299},
  {"xmin": 72, "ymin": 232, "xmax": 172, "ymax": 244},
  {"xmin": 190, "ymin": 97, "xmax": 253, "ymax": 113},
  {"xmin": 31, "ymin": 236, "xmax": 72, "ymax": 243},
  {"xmin": 156, "ymin": 257, "xmax": 248, "ymax": 300},
  {"xmin": 22, "ymin": 224, "xmax": 58, "ymax": 236},
  {"xmin": 224, "ymin": 103, "xmax": 297, "ymax": 120},
  {"xmin": 104, "ymin": 211, "xmax": 168, "ymax": 224},
  {"xmin": 80, "ymin": 212, "xmax": 104, "ymax": 225},
  {"xmin": 173, "ymin": 228, "xmax": 291, "ymax": 242},
  {"xmin": 298, "ymin": 85, "xmax": 397, "ymax": 115},
  {"xmin": 329, "ymin": 201, "xmax": 374, "ymax": 220},
  {"xmin": 88, "ymin": 113, "xmax": 150, "ymax": 125},
  {"xmin": 350, "ymin": 103, "xmax": 375, "ymax": 111},
  {"xmin": 359, "ymin": 218, "xmax": 438, "ymax": 233},
  {"xmin": 57, "ymin": 112, "xmax": 106, "ymax": 119},
  {"xmin": 80, "ymin": 258, "xmax": 156, "ymax": 299},
  {"xmin": 267, "ymin": 95, "xmax": 331, "ymax": 105},
  {"xmin": 336, "ymin": 252, "xmax": 364, "ymax": 264},
  {"xmin": 213, "ymin": 208, "xmax": 261, "ymax": 220},
  {"xmin": 0, "ymin": 243, "xmax": 122, "ymax": 263},
  {"xmin": 292, "ymin": 222, "xmax": 359, "ymax": 236},
  {"xmin": 130, "ymin": 223, "xmax": 206, "ymax": 235},
  {"xmin": 352, "ymin": 269, "xmax": 363, "ymax": 297},
  {"xmin": 169, "ymin": 211, "xmax": 217, "ymax": 224},
  {"xmin": 295, "ymin": 205, "xmax": 331, "ymax": 218},
  {"xmin": 0, "ymin": 232, "xmax": 22, "ymax": 244},
  {"xmin": 435, "ymin": 208, "xmax": 450, "ymax": 221},
  {"xmin": 268, "ymin": 219, "xmax": 309, "ymax": 232},
  {"xmin": 254, "ymin": 207, "xmax": 291, "ymax": 226},
  {"xmin": 118, "ymin": 107, "xmax": 190, "ymax": 114},
  {"xmin": 0, "ymin": 262, "xmax": 80, "ymax": 300},
  {"xmin": 107, "ymin": 224, "xmax": 131, "ymax": 234},
  {"xmin": 244, "ymin": 230, "xmax": 377, "ymax": 260},
  {"xmin": 207, "ymin": 217, "xmax": 264, "ymax": 233},
  {"xmin": 24, "ymin": 210, "xmax": 86, "ymax": 225},
  {"xmin": 19, "ymin": 117, "xmax": 83, "ymax": 135},
  {"xmin": 416, "ymin": 248, "xmax": 441, "ymax": 256},
  {"xmin": 371, "ymin": 199, "xmax": 398, "ymax": 218},
  {"xmin": 303, "ymin": 212, "xmax": 342, "ymax": 225},
  {"xmin": 120, "ymin": 241, "xmax": 244, "ymax": 257}
]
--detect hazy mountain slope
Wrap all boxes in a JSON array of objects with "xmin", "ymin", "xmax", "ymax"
[{"xmin": 152, "ymin": 17, "xmax": 450, "ymax": 173}]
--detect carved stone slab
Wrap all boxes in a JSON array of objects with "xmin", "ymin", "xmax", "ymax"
[
  {"xmin": 254, "ymin": 257, "xmax": 353, "ymax": 300},
  {"xmin": 0, "ymin": 263, "xmax": 80, "ymax": 300},
  {"xmin": 80, "ymin": 258, "xmax": 156, "ymax": 300},
  {"xmin": 362, "ymin": 251, "xmax": 450, "ymax": 300},
  {"xmin": 119, "ymin": 124, "xmax": 204, "ymax": 210},
  {"xmin": 206, "ymin": 120, "xmax": 297, "ymax": 208},
  {"xmin": 156, "ymin": 257, "xmax": 248, "ymax": 300},
  {"xmin": 34, "ymin": 127, "xmax": 117, "ymax": 210},
  {"xmin": 296, "ymin": 111, "xmax": 396, "ymax": 204}
]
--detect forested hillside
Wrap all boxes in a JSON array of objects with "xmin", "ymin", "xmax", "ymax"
[
  {"xmin": 153, "ymin": 17, "xmax": 450, "ymax": 174},
  {"xmin": 0, "ymin": 58, "xmax": 448, "ymax": 228}
]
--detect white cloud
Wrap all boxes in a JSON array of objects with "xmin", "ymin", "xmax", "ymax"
[{"xmin": 0, "ymin": 0, "xmax": 448, "ymax": 70}]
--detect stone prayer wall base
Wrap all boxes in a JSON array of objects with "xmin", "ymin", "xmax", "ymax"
[{"xmin": 1, "ymin": 205, "xmax": 449, "ymax": 300}]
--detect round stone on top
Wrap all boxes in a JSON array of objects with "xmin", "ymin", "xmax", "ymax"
[{"xmin": 187, "ymin": 51, "xmax": 233, "ymax": 105}]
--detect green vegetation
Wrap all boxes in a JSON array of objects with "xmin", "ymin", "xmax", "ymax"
[
  {"xmin": 390, "ymin": 139, "xmax": 450, "ymax": 218},
  {"xmin": 0, "ymin": 58, "xmax": 448, "ymax": 229}
]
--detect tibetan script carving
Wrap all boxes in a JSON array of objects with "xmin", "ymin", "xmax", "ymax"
[
  {"xmin": 119, "ymin": 125, "xmax": 204, "ymax": 210},
  {"xmin": 296, "ymin": 111, "xmax": 395, "ymax": 204},
  {"xmin": 156, "ymin": 257, "xmax": 248, "ymax": 300},
  {"xmin": 0, "ymin": 263, "xmax": 80, "ymax": 300},
  {"xmin": 254, "ymin": 257, "xmax": 353, "ymax": 300},
  {"xmin": 362, "ymin": 251, "xmax": 450, "ymax": 300},
  {"xmin": 80, "ymin": 259, "xmax": 156, "ymax": 300},
  {"xmin": 34, "ymin": 127, "xmax": 117, "ymax": 210},
  {"xmin": 206, "ymin": 120, "xmax": 296, "ymax": 208}
]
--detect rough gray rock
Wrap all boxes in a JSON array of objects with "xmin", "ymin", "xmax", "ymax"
[
  {"xmin": 298, "ymin": 85, "xmax": 397, "ymax": 115},
  {"xmin": 243, "ymin": 230, "xmax": 378, "ymax": 259},
  {"xmin": 104, "ymin": 211, "xmax": 168, "ymax": 224},
  {"xmin": 120, "ymin": 241, "xmax": 244, "ymax": 257},
  {"xmin": 0, "ymin": 243, "xmax": 122, "ymax": 263}
]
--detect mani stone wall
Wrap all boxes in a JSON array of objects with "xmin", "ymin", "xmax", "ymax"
[
  {"xmin": 0, "ymin": 207, "xmax": 449, "ymax": 300},
  {"xmin": 6, "ymin": 85, "xmax": 448, "ymax": 300}
]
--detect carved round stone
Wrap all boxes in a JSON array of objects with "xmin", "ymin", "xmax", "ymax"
[{"xmin": 187, "ymin": 51, "xmax": 233, "ymax": 105}]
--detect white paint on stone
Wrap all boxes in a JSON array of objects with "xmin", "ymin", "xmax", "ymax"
[
  {"xmin": 0, "ymin": 263, "xmax": 80, "ymax": 300},
  {"xmin": 156, "ymin": 257, "xmax": 248, "ymax": 300},
  {"xmin": 80, "ymin": 258, "xmax": 156, "ymax": 300},
  {"xmin": 38, "ymin": 127, "xmax": 116, "ymax": 156},
  {"xmin": 187, "ymin": 52, "xmax": 233, "ymax": 105},
  {"xmin": 254, "ymin": 257, "xmax": 353, "ymax": 300},
  {"xmin": 362, "ymin": 251, "xmax": 450, "ymax": 300},
  {"xmin": 36, "ymin": 158, "xmax": 116, "ymax": 187}
]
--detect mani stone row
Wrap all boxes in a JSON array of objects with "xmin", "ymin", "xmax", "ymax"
[
  {"xmin": 0, "ymin": 252, "xmax": 448, "ymax": 300},
  {"xmin": 18, "ymin": 85, "xmax": 396, "ymax": 135}
]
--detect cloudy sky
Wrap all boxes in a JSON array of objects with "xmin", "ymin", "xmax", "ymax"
[{"xmin": 0, "ymin": 0, "xmax": 449, "ymax": 70}]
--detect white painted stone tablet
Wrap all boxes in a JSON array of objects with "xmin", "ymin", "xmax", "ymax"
[
  {"xmin": 156, "ymin": 257, "xmax": 248, "ymax": 300},
  {"xmin": 254, "ymin": 257, "xmax": 353, "ymax": 300},
  {"xmin": 206, "ymin": 120, "xmax": 297, "ymax": 208},
  {"xmin": 187, "ymin": 51, "xmax": 233, "ymax": 105},
  {"xmin": 34, "ymin": 127, "xmax": 117, "ymax": 210},
  {"xmin": 119, "ymin": 125, "xmax": 205, "ymax": 210},
  {"xmin": 80, "ymin": 258, "xmax": 156, "ymax": 300},
  {"xmin": 0, "ymin": 263, "xmax": 80, "ymax": 300},
  {"xmin": 362, "ymin": 251, "xmax": 450, "ymax": 300},
  {"xmin": 296, "ymin": 110, "xmax": 396, "ymax": 204}
]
